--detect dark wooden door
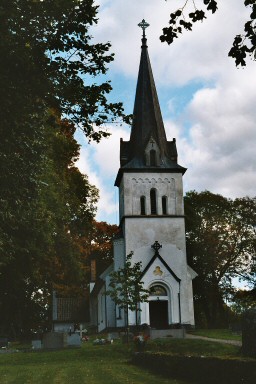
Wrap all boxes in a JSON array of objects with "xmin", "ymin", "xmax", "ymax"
[{"xmin": 149, "ymin": 300, "xmax": 168, "ymax": 329}]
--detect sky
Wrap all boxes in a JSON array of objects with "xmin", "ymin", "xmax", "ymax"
[{"xmin": 75, "ymin": 0, "xmax": 256, "ymax": 225}]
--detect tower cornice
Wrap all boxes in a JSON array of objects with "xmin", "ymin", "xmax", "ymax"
[{"xmin": 114, "ymin": 166, "xmax": 187, "ymax": 187}]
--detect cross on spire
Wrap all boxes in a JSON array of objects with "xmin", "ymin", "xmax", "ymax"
[
  {"xmin": 138, "ymin": 19, "xmax": 150, "ymax": 38},
  {"xmin": 151, "ymin": 241, "xmax": 162, "ymax": 255}
]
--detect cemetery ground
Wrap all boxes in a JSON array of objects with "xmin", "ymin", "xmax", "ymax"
[
  {"xmin": 1, "ymin": 329, "xmax": 255, "ymax": 384},
  {"xmin": 1, "ymin": 339, "xmax": 188, "ymax": 384}
]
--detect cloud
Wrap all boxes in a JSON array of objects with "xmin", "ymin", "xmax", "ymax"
[
  {"xmin": 75, "ymin": 125, "xmax": 130, "ymax": 223},
  {"xmin": 90, "ymin": 125, "xmax": 130, "ymax": 177},
  {"xmin": 94, "ymin": 0, "xmax": 250, "ymax": 85},
  {"xmin": 76, "ymin": 0, "xmax": 256, "ymax": 223},
  {"xmin": 177, "ymin": 77, "xmax": 256, "ymax": 198},
  {"xmin": 76, "ymin": 145, "xmax": 118, "ymax": 221}
]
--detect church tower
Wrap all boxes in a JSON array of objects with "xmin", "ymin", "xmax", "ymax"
[{"xmin": 90, "ymin": 20, "xmax": 196, "ymax": 332}]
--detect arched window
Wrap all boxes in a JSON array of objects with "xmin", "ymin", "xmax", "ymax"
[
  {"xmin": 162, "ymin": 196, "xmax": 167, "ymax": 215},
  {"xmin": 150, "ymin": 285, "xmax": 168, "ymax": 296},
  {"xmin": 150, "ymin": 149, "xmax": 156, "ymax": 166},
  {"xmin": 150, "ymin": 189, "xmax": 157, "ymax": 215},
  {"xmin": 140, "ymin": 196, "xmax": 146, "ymax": 215}
]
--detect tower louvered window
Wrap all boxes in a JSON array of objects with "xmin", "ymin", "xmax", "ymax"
[
  {"xmin": 140, "ymin": 196, "xmax": 146, "ymax": 215},
  {"xmin": 150, "ymin": 189, "xmax": 157, "ymax": 214},
  {"xmin": 162, "ymin": 196, "xmax": 167, "ymax": 215}
]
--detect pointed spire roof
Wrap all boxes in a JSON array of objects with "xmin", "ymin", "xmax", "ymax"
[
  {"xmin": 130, "ymin": 23, "xmax": 168, "ymax": 160},
  {"xmin": 115, "ymin": 21, "xmax": 186, "ymax": 186}
]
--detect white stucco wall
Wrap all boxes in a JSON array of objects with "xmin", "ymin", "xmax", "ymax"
[
  {"xmin": 125, "ymin": 242, "xmax": 195, "ymax": 326},
  {"xmin": 120, "ymin": 172, "xmax": 184, "ymax": 219},
  {"xmin": 93, "ymin": 169, "xmax": 196, "ymax": 330},
  {"xmin": 113, "ymin": 238, "xmax": 125, "ymax": 270},
  {"xmin": 116, "ymin": 170, "xmax": 196, "ymax": 326},
  {"xmin": 124, "ymin": 217, "xmax": 186, "ymax": 257},
  {"xmin": 97, "ymin": 282, "xmax": 116, "ymax": 332}
]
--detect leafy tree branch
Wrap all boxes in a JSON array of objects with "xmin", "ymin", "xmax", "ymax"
[
  {"xmin": 161, "ymin": 0, "xmax": 256, "ymax": 66},
  {"xmin": 106, "ymin": 252, "xmax": 149, "ymax": 330}
]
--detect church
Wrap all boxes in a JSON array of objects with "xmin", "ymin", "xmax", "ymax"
[{"xmin": 90, "ymin": 20, "xmax": 197, "ymax": 333}]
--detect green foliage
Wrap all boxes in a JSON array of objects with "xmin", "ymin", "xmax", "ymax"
[
  {"xmin": 106, "ymin": 252, "xmax": 149, "ymax": 328},
  {"xmin": 0, "ymin": 0, "xmax": 128, "ymax": 339},
  {"xmin": 229, "ymin": 1, "xmax": 256, "ymax": 66},
  {"xmin": 160, "ymin": 1, "xmax": 217, "ymax": 45},
  {"xmin": 0, "ymin": 0, "xmax": 128, "ymax": 140},
  {"xmin": 0, "ymin": 111, "xmax": 98, "ymax": 338},
  {"xmin": 161, "ymin": 1, "xmax": 256, "ymax": 67},
  {"xmin": 184, "ymin": 190, "xmax": 256, "ymax": 327},
  {"xmin": 230, "ymin": 289, "xmax": 256, "ymax": 316}
]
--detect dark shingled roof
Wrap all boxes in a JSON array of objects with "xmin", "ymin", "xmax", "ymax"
[
  {"xmin": 130, "ymin": 37, "xmax": 169, "ymax": 159},
  {"xmin": 115, "ymin": 36, "xmax": 186, "ymax": 186}
]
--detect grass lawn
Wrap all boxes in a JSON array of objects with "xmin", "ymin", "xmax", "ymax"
[
  {"xmin": 0, "ymin": 336, "xmax": 243, "ymax": 384},
  {"xmin": 188, "ymin": 328, "xmax": 242, "ymax": 341},
  {"xmin": 0, "ymin": 340, "xmax": 189, "ymax": 384}
]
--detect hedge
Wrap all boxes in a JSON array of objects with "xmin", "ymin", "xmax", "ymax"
[{"xmin": 132, "ymin": 352, "xmax": 256, "ymax": 384}]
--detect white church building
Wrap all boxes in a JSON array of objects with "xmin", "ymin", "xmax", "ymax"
[{"xmin": 90, "ymin": 21, "xmax": 197, "ymax": 333}]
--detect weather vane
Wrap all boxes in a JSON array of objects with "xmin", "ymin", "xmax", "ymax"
[{"xmin": 138, "ymin": 19, "xmax": 150, "ymax": 38}]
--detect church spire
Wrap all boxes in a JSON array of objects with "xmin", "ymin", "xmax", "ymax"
[
  {"xmin": 129, "ymin": 19, "xmax": 169, "ymax": 160},
  {"xmin": 115, "ymin": 20, "xmax": 186, "ymax": 186}
]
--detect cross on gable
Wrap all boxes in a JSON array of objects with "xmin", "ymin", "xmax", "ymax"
[
  {"xmin": 151, "ymin": 241, "xmax": 162, "ymax": 255},
  {"xmin": 149, "ymin": 138, "xmax": 155, "ymax": 147},
  {"xmin": 138, "ymin": 19, "xmax": 150, "ymax": 37}
]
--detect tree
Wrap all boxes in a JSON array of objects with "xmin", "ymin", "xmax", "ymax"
[
  {"xmin": 184, "ymin": 191, "xmax": 256, "ymax": 328},
  {"xmin": 0, "ymin": 0, "xmax": 129, "ymax": 141},
  {"xmin": 161, "ymin": 1, "xmax": 256, "ymax": 66},
  {"xmin": 37, "ymin": 117, "xmax": 99, "ymax": 295},
  {"xmin": 0, "ymin": 112, "xmax": 99, "ymax": 338},
  {"xmin": 230, "ymin": 289, "xmax": 256, "ymax": 316},
  {"xmin": 90, "ymin": 221, "xmax": 119, "ymax": 277},
  {"xmin": 106, "ymin": 253, "xmax": 149, "ymax": 339},
  {"xmin": 0, "ymin": 0, "xmax": 129, "ymax": 338}
]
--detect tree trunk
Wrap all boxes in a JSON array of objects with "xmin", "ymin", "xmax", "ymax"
[{"xmin": 125, "ymin": 305, "xmax": 129, "ymax": 343}]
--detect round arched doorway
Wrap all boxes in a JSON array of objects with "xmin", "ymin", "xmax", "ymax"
[{"xmin": 149, "ymin": 284, "xmax": 169, "ymax": 329}]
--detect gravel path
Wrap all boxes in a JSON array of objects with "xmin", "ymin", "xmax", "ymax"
[{"xmin": 186, "ymin": 333, "xmax": 242, "ymax": 346}]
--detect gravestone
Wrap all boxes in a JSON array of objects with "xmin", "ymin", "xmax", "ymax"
[
  {"xmin": 0, "ymin": 337, "xmax": 8, "ymax": 348},
  {"xmin": 107, "ymin": 332, "xmax": 119, "ymax": 340},
  {"xmin": 43, "ymin": 332, "xmax": 66, "ymax": 349},
  {"xmin": 67, "ymin": 333, "xmax": 81, "ymax": 347},
  {"xmin": 32, "ymin": 340, "xmax": 42, "ymax": 349},
  {"xmin": 242, "ymin": 308, "xmax": 256, "ymax": 357}
]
